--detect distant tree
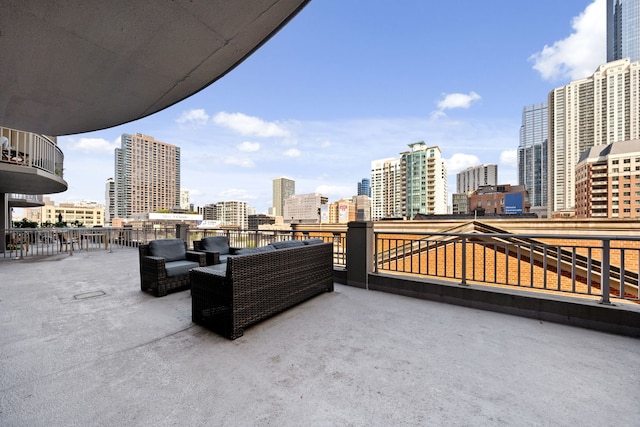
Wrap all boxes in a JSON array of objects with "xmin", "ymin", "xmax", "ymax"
[
  {"xmin": 54, "ymin": 221, "xmax": 67, "ymax": 228},
  {"xmin": 13, "ymin": 218, "xmax": 39, "ymax": 228},
  {"xmin": 70, "ymin": 220, "xmax": 84, "ymax": 228},
  {"xmin": 41, "ymin": 221, "xmax": 54, "ymax": 228}
]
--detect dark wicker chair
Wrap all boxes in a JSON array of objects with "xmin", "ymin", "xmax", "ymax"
[
  {"xmin": 139, "ymin": 239, "xmax": 207, "ymax": 297},
  {"xmin": 191, "ymin": 242, "xmax": 334, "ymax": 339},
  {"xmin": 192, "ymin": 236, "xmax": 238, "ymax": 265}
]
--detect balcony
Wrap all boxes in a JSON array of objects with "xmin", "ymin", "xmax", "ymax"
[
  {"xmin": 1, "ymin": 246, "xmax": 638, "ymax": 426},
  {"xmin": 0, "ymin": 127, "xmax": 67, "ymax": 194}
]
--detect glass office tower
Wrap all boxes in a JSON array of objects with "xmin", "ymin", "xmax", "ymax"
[
  {"xmin": 607, "ymin": 0, "xmax": 640, "ymax": 63},
  {"xmin": 518, "ymin": 103, "xmax": 548, "ymax": 210}
]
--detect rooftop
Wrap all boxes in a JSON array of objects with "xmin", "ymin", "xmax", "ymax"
[{"xmin": 1, "ymin": 249, "xmax": 639, "ymax": 425}]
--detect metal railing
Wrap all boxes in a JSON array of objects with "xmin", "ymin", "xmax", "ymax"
[
  {"xmin": 1, "ymin": 127, "xmax": 64, "ymax": 177},
  {"xmin": 374, "ymin": 231, "xmax": 640, "ymax": 303},
  {"xmin": 1, "ymin": 226, "xmax": 348, "ymax": 267}
]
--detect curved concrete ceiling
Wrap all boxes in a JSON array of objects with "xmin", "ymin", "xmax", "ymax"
[{"xmin": 0, "ymin": 0, "xmax": 309, "ymax": 136}]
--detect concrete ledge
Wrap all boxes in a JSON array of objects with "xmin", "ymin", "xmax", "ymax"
[{"xmin": 369, "ymin": 273, "xmax": 640, "ymax": 338}]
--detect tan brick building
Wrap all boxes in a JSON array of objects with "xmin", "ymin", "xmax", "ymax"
[{"xmin": 575, "ymin": 139, "xmax": 640, "ymax": 218}]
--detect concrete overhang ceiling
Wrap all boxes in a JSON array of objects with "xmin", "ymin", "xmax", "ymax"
[{"xmin": 0, "ymin": 0, "xmax": 310, "ymax": 136}]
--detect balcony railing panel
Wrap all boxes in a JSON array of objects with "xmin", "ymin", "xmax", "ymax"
[{"xmin": 375, "ymin": 231, "xmax": 640, "ymax": 304}]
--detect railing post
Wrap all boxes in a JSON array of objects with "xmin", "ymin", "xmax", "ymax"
[
  {"xmin": 599, "ymin": 239, "xmax": 612, "ymax": 305},
  {"xmin": 460, "ymin": 236, "xmax": 468, "ymax": 286},
  {"xmin": 346, "ymin": 221, "xmax": 373, "ymax": 289}
]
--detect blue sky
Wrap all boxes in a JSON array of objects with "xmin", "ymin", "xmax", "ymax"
[{"xmin": 55, "ymin": 0, "xmax": 607, "ymax": 214}]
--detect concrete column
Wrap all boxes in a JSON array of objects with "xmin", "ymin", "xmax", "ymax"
[
  {"xmin": 346, "ymin": 221, "xmax": 373, "ymax": 289},
  {"xmin": 176, "ymin": 223, "xmax": 189, "ymax": 244},
  {"xmin": 0, "ymin": 193, "xmax": 7, "ymax": 252}
]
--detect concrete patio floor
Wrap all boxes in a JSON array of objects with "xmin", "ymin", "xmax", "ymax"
[{"xmin": 1, "ymin": 249, "xmax": 639, "ymax": 426}]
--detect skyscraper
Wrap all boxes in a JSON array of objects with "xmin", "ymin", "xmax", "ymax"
[
  {"xmin": 114, "ymin": 133, "xmax": 180, "ymax": 218},
  {"xmin": 272, "ymin": 177, "xmax": 295, "ymax": 217},
  {"xmin": 518, "ymin": 103, "xmax": 548, "ymax": 211},
  {"xmin": 371, "ymin": 157, "xmax": 401, "ymax": 220},
  {"xmin": 607, "ymin": 0, "xmax": 640, "ymax": 63},
  {"xmin": 104, "ymin": 177, "xmax": 115, "ymax": 225},
  {"xmin": 548, "ymin": 59, "xmax": 640, "ymax": 216},
  {"xmin": 357, "ymin": 178, "xmax": 371, "ymax": 197},
  {"xmin": 456, "ymin": 164, "xmax": 498, "ymax": 194},
  {"xmin": 400, "ymin": 142, "xmax": 448, "ymax": 218}
]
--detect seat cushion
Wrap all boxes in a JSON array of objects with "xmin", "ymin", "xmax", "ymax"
[
  {"xmin": 165, "ymin": 260, "xmax": 200, "ymax": 277},
  {"xmin": 269, "ymin": 240, "xmax": 305, "ymax": 249},
  {"xmin": 303, "ymin": 238, "xmax": 325, "ymax": 245},
  {"xmin": 199, "ymin": 263, "xmax": 228, "ymax": 275},
  {"xmin": 234, "ymin": 245, "xmax": 276, "ymax": 255},
  {"xmin": 149, "ymin": 239, "xmax": 186, "ymax": 262},
  {"xmin": 201, "ymin": 236, "xmax": 230, "ymax": 254}
]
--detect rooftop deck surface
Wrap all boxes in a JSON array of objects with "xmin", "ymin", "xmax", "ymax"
[{"xmin": 1, "ymin": 249, "xmax": 639, "ymax": 426}]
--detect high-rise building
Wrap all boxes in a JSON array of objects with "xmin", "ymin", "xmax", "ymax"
[
  {"xmin": 371, "ymin": 158, "xmax": 402, "ymax": 220},
  {"xmin": 272, "ymin": 177, "xmax": 295, "ymax": 217},
  {"xmin": 180, "ymin": 189, "xmax": 190, "ymax": 210},
  {"xmin": 518, "ymin": 103, "xmax": 548, "ymax": 213},
  {"xmin": 283, "ymin": 193, "xmax": 327, "ymax": 223},
  {"xmin": 575, "ymin": 139, "xmax": 640, "ymax": 218},
  {"xmin": 607, "ymin": 0, "xmax": 640, "ymax": 63},
  {"xmin": 400, "ymin": 142, "xmax": 448, "ymax": 218},
  {"xmin": 357, "ymin": 178, "xmax": 371, "ymax": 197},
  {"xmin": 213, "ymin": 200, "xmax": 248, "ymax": 228},
  {"xmin": 104, "ymin": 178, "xmax": 115, "ymax": 225},
  {"xmin": 456, "ymin": 164, "xmax": 498, "ymax": 194},
  {"xmin": 114, "ymin": 133, "xmax": 180, "ymax": 218},
  {"xmin": 548, "ymin": 59, "xmax": 640, "ymax": 216}
]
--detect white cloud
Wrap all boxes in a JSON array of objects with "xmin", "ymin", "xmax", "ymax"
[
  {"xmin": 176, "ymin": 108, "xmax": 210, "ymax": 126},
  {"xmin": 319, "ymin": 140, "xmax": 331, "ymax": 148},
  {"xmin": 238, "ymin": 141, "xmax": 260, "ymax": 152},
  {"xmin": 223, "ymin": 157, "xmax": 255, "ymax": 168},
  {"xmin": 444, "ymin": 153, "xmax": 481, "ymax": 174},
  {"xmin": 437, "ymin": 92, "xmax": 481, "ymax": 110},
  {"xmin": 283, "ymin": 148, "xmax": 301, "ymax": 157},
  {"xmin": 431, "ymin": 92, "xmax": 481, "ymax": 119},
  {"xmin": 500, "ymin": 149, "xmax": 518, "ymax": 168},
  {"xmin": 65, "ymin": 137, "xmax": 118, "ymax": 153},
  {"xmin": 529, "ymin": 0, "xmax": 605, "ymax": 81},
  {"xmin": 213, "ymin": 112, "xmax": 290, "ymax": 137}
]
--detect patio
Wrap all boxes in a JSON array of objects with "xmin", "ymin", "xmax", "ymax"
[{"xmin": 1, "ymin": 249, "xmax": 639, "ymax": 426}]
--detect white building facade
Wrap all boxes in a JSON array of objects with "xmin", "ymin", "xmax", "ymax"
[{"xmin": 548, "ymin": 59, "xmax": 640, "ymax": 216}]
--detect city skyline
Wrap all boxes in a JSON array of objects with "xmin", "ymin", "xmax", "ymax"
[{"xmin": 53, "ymin": 0, "xmax": 608, "ymax": 214}]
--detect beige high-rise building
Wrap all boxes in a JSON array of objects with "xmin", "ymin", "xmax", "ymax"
[
  {"xmin": 549, "ymin": 59, "xmax": 640, "ymax": 216},
  {"xmin": 114, "ymin": 133, "xmax": 180, "ymax": 218},
  {"xmin": 272, "ymin": 176, "xmax": 295, "ymax": 217},
  {"xmin": 371, "ymin": 158, "xmax": 402, "ymax": 221},
  {"xmin": 283, "ymin": 193, "xmax": 327, "ymax": 223}
]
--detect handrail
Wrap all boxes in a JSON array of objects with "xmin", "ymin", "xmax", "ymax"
[{"xmin": 0, "ymin": 126, "xmax": 64, "ymax": 178}]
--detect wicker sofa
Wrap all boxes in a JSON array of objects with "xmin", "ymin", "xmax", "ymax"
[
  {"xmin": 139, "ymin": 239, "xmax": 207, "ymax": 297},
  {"xmin": 190, "ymin": 240, "xmax": 333, "ymax": 339}
]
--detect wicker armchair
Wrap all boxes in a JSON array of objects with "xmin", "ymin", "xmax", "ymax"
[
  {"xmin": 139, "ymin": 238, "xmax": 207, "ymax": 297},
  {"xmin": 192, "ymin": 236, "xmax": 238, "ymax": 265}
]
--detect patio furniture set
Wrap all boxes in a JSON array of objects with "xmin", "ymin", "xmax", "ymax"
[{"xmin": 139, "ymin": 236, "xmax": 334, "ymax": 339}]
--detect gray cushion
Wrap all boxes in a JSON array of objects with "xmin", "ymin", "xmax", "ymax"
[
  {"xmin": 149, "ymin": 239, "xmax": 186, "ymax": 262},
  {"xmin": 165, "ymin": 260, "xmax": 199, "ymax": 277},
  {"xmin": 201, "ymin": 236, "xmax": 230, "ymax": 254},
  {"xmin": 303, "ymin": 238, "xmax": 325, "ymax": 245},
  {"xmin": 235, "ymin": 245, "xmax": 276, "ymax": 255},
  {"xmin": 270, "ymin": 240, "xmax": 305, "ymax": 249}
]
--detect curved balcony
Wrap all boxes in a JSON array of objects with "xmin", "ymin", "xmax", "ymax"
[{"xmin": 0, "ymin": 127, "xmax": 67, "ymax": 194}]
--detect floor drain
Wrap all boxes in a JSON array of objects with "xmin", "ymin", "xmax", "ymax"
[{"xmin": 73, "ymin": 290, "xmax": 106, "ymax": 300}]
